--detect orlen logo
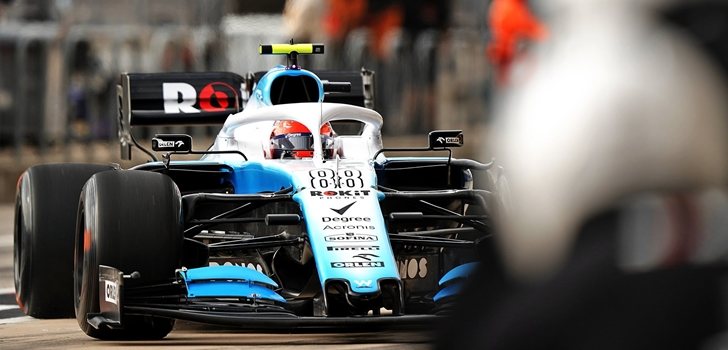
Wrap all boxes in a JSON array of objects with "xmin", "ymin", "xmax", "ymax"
[
  {"xmin": 331, "ymin": 261, "xmax": 384, "ymax": 268},
  {"xmin": 104, "ymin": 280, "xmax": 118, "ymax": 305},
  {"xmin": 436, "ymin": 136, "xmax": 461, "ymax": 144},
  {"xmin": 163, "ymin": 82, "xmax": 238, "ymax": 113},
  {"xmin": 153, "ymin": 139, "xmax": 185, "ymax": 148}
]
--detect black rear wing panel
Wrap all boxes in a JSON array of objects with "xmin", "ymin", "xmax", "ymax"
[{"xmin": 121, "ymin": 72, "xmax": 245, "ymax": 126}]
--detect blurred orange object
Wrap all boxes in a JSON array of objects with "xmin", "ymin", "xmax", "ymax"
[
  {"xmin": 367, "ymin": 4, "xmax": 403, "ymax": 59},
  {"xmin": 324, "ymin": 0, "xmax": 367, "ymax": 42},
  {"xmin": 487, "ymin": 0, "xmax": 547, "ymax": 84},
  {"xmin": 324, "ymin": 0, "xmax": 403, "ymax": 60}
]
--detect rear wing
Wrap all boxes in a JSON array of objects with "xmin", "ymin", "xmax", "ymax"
[
  {"xmin": 117, "ymin": 72, "xmax": 246, "ymax": 159},
  {"xmin": 117, "ymin": 69, "xmax": 375, "ymax": 160}
]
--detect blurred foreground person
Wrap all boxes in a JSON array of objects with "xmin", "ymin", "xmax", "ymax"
[{"xmin": 439, "ymin": 0, "xmax": 728, "ymax": 349}]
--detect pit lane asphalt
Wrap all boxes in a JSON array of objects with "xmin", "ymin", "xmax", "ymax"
[{"xmin": 0, "ymin": 204, "xmax": 432, "ymax": 349}]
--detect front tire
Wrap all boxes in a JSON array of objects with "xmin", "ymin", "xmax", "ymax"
[{"xmin": 74, "ymin": 170, "xmax": 182, "ymax": 340}]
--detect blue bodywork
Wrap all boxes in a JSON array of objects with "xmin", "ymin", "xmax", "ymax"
[
  {"xmin": 228, "ymin": 161, "xmax": 293, "ymax": 193},
  {"xmin": 434, "ymin": 262, "xmax": 479, "ymax": 302},
  {"xmin": 292, "ymin": 189, "xmax": 399, "ymax": 295},
  {"xmin": 253, "ymin": 66, "xmax": 324, "ymax": 105},
  {"xmin": 180, "ymin": 266, "xmax": 286, "ymax": 303}
]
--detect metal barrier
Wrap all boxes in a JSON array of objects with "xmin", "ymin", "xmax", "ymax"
[
  {"xmin": 0, "ymin": 22, "xmax": 491, "ymax": 158},
  {"xmin": 0, "ymin": 23, "xmax": 56, "ymax": 159}
]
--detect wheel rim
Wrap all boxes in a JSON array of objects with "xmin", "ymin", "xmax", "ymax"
[
  {"xmin": 13, "ymin": 197, "xmax": 25, "ymax": 311},
  {"xmin": 74, "ymin": 205, "xmax": 89, "ymax": 314}
]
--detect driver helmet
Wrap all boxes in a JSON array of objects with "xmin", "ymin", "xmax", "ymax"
[{"xmin": 269, "ymin": 120, "xmax": 336, "ymax": 159}]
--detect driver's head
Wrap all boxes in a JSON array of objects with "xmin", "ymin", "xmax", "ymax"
[{"xmin": 269, "ymin": 120, "xmax": 335, "ymax": 159}]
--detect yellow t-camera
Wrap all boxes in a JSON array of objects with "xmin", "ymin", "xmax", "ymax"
[{"xmin": 259, "ymin": 44, "xmax": 324, "ymax": 55}]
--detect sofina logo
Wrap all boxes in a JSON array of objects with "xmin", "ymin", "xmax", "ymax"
[{"xmin": 324, "ymin": 232, "xmax": 377, "ymax": 242}]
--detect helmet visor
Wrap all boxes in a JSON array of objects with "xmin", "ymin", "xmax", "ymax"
[
  {"xmin": 271, "ymin": 133, "xmax": 313, "ymax": 150},
  {"xmin": 270, "ymin": 133, "xmax": 334, "ymax": 159}
]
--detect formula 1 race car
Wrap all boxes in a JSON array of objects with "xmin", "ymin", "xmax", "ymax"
[{"xmin": 14, "ymin": 43, "xmax": 499, "ymax": 339}]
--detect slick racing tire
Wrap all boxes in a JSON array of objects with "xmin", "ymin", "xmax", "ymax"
[
  {"xmin": 14, "ymin": 163, "xmax": 116, "ymax": 318},
  {"xmin": 74, "ymin": 170, "xmax": 182, "ymax": 340}
]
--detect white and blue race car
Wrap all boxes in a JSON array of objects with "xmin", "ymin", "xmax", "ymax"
[{"xmin": 14, "ymin": 43, "xmax": 496, "ymax": 339}]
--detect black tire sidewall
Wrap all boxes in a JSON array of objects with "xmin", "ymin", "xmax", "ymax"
[
  {"xmin": 14, "ymin": 163, "xmax": 115, "ymax": 318},
  {"xmin": 75, "ymin": 170, "xmax": 182, "ymax": 339}
]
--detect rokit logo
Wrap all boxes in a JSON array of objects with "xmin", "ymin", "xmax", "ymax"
[
  {"xmin": 310, "ymin": 190, "xmax": 371, "ymax": 199},
  {"xmin": 163, "ymin": 82, "xmax": 238, "ymax": 113},
  {"xmin": 327, "ymin": 246, "xmax": 380, "ymax": 251},
  {"xmin": 331, "ymin": 261, "xmax": 384, "ymax": 268},
  {"xmin": 325, "ymin": 232, "xmax": 378, "ymax": 242}
]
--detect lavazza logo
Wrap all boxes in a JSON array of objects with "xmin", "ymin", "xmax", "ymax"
[
  {"xmin": 310, "ymin": 190, "xmax": 371, "ymax": 199},
  {"xmin": 325, "ymin": 232, "xmax": 378, "ymax": 242}
]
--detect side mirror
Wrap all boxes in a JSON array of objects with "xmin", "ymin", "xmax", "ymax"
[
  {"xmin": 152, "ymin": 134, "xmax": 193, "ymax": 153},
  {"xmin": 428, "ymin": 130, "xmax": 463, "ymax": 148}
]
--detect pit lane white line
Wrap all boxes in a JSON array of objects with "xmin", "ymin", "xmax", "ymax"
[
  {"xmin": 0, "ymin": 315, "xmax": 30, "ymax": 324},
  {"xmin": 0, "ymin": 305, "xmax": 18, "ymax": 311},
  {"xmin": 0, "ymin": 288, "xmax": 27, "ymax": 324}
]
